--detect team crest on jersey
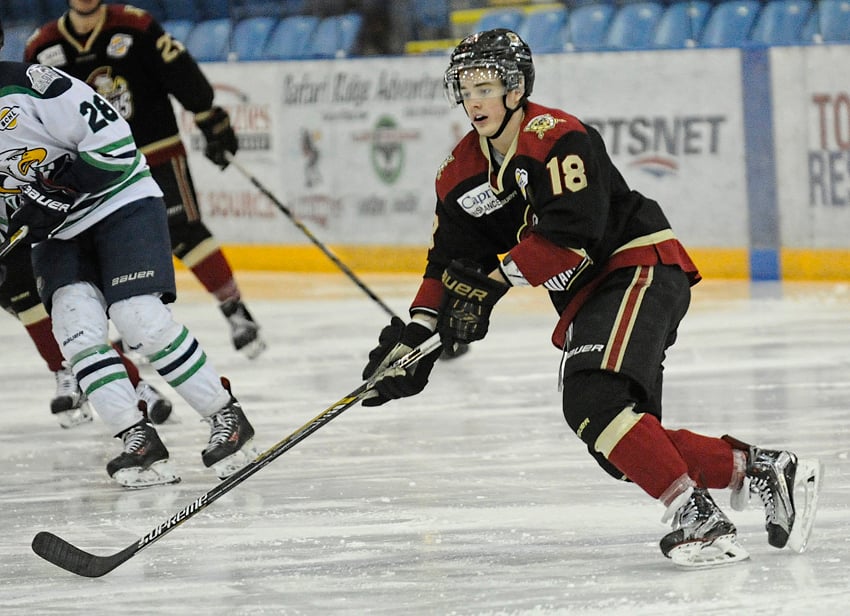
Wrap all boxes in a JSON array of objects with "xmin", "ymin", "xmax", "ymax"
[
  {"xmin": 26, "ymin": 65, "xmax": 62, "ymax": 95},
  {"xmin": 0, "ymin": 107, "xmax": 21, "ymax": 131},
  {"xmin": 524, "ymin": 114, "xmax": 565, "ymax": 140},
  {"xmin": 436, "ymin": 154, "xmax": 454, "ymax": 181},
  {"xmin": 107, "ymin": 34, "xmax": 134, "ymax": 59},
  {"xmin": 0, "ymin": 147, "xmax": 48, "ymax": 193},
  {"xmin": 36, "ymin": 44, "xmax": 67, "ymax": 67}
]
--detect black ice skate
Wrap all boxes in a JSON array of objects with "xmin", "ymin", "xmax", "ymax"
[
  {"xmin": 51, "ymin": 366, "xmax": 93, "ymax": 429},
  {"xmin": 202, "ymin": 380, "xmax": 258, "ymax": 479},
  {"xmin": 660, "ymin": 487, "xmax": 749, "ymax": 568},
  {"xmin": 220, "ymin": 299, "xmax": 266, "ymax": 359},
  {"xmin": 107, "ymin": 420, "xmax": 180, "ymax": 488},
  {"xmin": 136, "ymin": 381, "xmax": 174, "ymax": 424},
  {"xmin": 724, "ymin": 435, "xmax": 824, "ymax": 552}
]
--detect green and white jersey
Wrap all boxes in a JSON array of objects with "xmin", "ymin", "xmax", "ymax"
[{"xmin": 0, "ymin": 61, "xmax": 161, "ymax": 241}]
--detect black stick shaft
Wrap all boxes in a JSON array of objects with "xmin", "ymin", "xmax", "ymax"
[
  {"xmin": 226, "ymin": 154, "xmax": 399, "ymax": 319},
  {"xmin": 31, "ymin": 335, "xmax": 442, "ymax": 577}
]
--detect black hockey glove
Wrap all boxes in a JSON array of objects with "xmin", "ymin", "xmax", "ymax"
[
  {"xmin": 438, "ymin": 259, "xmax": 509, "ymax": 346},
  {"xmin": 195, "ymin": 106, "xmax": 238, "ymax": 169},
  {"xmin": 9, "ymin": 175, "xmax": 76, "ymax": 243},
  {"xmin": 361, "ymin": 316, "xmax": 440, "ymax": 407}
]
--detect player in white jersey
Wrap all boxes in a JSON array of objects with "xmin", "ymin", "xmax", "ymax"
[{"xmin": 0, "ymin": 25, "xmax": 259, "ymax": 487}]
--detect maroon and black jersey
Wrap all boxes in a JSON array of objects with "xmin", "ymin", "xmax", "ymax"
[
  {"xmin": 24, "ymin": 4, "xmax": 214, "ymax": 167},
  {"xmin": 411, "ymin": 101, "xmax": 700, "ymax": 348}
]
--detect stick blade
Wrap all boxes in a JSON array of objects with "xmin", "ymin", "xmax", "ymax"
[{"xmin": 32, "ymin": 531, "xmax": 135, "ymax": 577}]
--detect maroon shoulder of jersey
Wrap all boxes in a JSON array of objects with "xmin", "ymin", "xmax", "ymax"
[
  {"xmin": 435, "ymin": 131, "xmax": 488, "ymax": 203},
  {"xmin": 24, "ymin": 20, "xmax": 62, "ymax": 61},
  {"xmin": 104, "ymin": 4, "xmax": 156, "ymax": 33},
  {"xmin": 517, "ymin": 102, "xmax": 587, "ymax": 161}
]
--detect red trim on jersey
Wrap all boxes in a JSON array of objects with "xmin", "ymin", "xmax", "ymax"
[
  {"xmin": 411, "ymin": 277, "xmax": 444, "ymax": 314},
  {"xmin": 551, "ymin": 239, "xmax": 700, "ymax": 348},
  {"xmin": 507, "ymin": 231, "xmax": 585, "ymax": 286},
  {"xmin": 604, "ymin": 266, "xmax": 651, "ymax": 371},
  {"xmin": 519, "ymin": 103, "xmax": 588, "ymax": 161},
  {"xmin": 436, "ymin": 132, "xmax": 488, "ymax": 203}
]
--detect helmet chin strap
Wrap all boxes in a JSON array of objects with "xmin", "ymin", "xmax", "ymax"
[{"xmin": 486, "ymin": 95, "xmax": 520, "ymax": 142}]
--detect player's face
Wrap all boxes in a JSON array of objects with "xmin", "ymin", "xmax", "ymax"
[
  {"xmin": 459, "ymin": 69, "xmax": 509, "ymax": 137},
  {"xmin": 458, "ymin": 68, "xmax": 524, "ymax": 138},
  {"xmin": 68, "ymin": 0, "xmax": 103, "ymax": 16}
]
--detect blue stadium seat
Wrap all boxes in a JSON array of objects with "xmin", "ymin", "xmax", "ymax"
[
  {"xmin": 605, "ymin": 1, "xmax": 665, "ymax": 49},
  {"xmin": 161, "ymin": 20, "xmax": 195, "ymax": 44},
  {"xmin": 412, "ymin": 0, "xmax": 450, "ymax": 38},
  {"xmin": 232, "ymin": 17, "xmax": 277, "ymax": 61},
  {"xmin": 196, "ymin": 0, "xmax": 231, "ymax": 20},
  {"xmin": 561, "ymin": 4, "xmax": 616, "ymax": 51},
  {"xmin": 749, "ymin": 0, "xmax": 812, "ymax": 45},
  {"xmin": 4, "ymin": 0, "xmax": 43, "ymax": 26},
  {"xmin": 808, "ymin": 0, "xmax": 850, "ymax": 42},
  {"xmin": 652, "ymin": 1, "xmax": 712, "ymax": 48},
  {"xmin": 2, "ymin": 23, "xmax": 37, "ymax": 62},
  {"xmin": 308, "ymin": 13, "xmax": 364, "ymax": 59},
  {"xmin": 162, "ymin": 0, "xmax": 200, "ymax": 22},
  {"xmin": 42, "ymin": 0, "xmax": 69, "ymax": 20},
  {"xmin": 185, "ymin": 18, "xmax": 232, "ymax": 61},
  {"xmin": 517, "ymin": 8, "xmax": 568, "ymax": 53},
  {"xmin": 263, "ymin": 15, "xmax": 320, "ymax": 60},
  {"xmin": 699, "ymin": 0, "xmax": 761, "ymax": 47},
  {"xmin": 125, "ymin": 0, "xmax": 166, "ymax": 22},
  {"xmin": 232, "ymin": 0, "xmax": 285, "ymax": 19},
  {"xmin": 473, "ymin": 9, "xmax": 525, "ymax": 34}
]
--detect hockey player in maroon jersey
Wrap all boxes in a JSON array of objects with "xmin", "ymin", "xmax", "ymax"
[
  {"xmin": 361, "ymin": 29, "xmax": 823, "ymax": 567},
  {"xmin": 25, "ymin": 0, "xmax": 265, "ymax": 359}
]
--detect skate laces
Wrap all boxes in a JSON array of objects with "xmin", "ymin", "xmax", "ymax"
[
  {"xmin": 136, "ymin": 382, "xmax": 161, "ymax": 408},
  {"xmin": 122, "ymin": 425, "xmax": 149, "ymax": 454},
  {"xmin": 55, "ymin": 367, "xmax": 79, "ymax": 396},
  {"xmin": 750, "ymin": 475, "xmax": 777, "ymax": 522},
  {"xmin": 206, "ymin": 404, "xmax": 240, "ymax": 446}
]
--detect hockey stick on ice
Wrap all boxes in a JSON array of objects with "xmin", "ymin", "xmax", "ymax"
[
  {"xmin": 31, "ymin": 334, "xmax": 443, "ymax": 577},
  {"xmin": 0, "ymin": 225, "xmax": 29, "ymax": 259},
  {"xmin": 225, "ymin": 152, "xmax": 398, "ymax": 319}
]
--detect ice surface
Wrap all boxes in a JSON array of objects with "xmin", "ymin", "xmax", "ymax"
[{"xmin": 1, "ymin": 273, "xmax": 848, "ymax": 615}]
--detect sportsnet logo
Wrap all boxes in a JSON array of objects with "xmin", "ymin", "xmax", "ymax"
[{"xmin": 585, "ymin": 115, "xmax": 727, "ymax": 179}]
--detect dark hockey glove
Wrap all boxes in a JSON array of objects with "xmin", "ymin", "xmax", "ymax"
[
  {"xmin": 438, "ymin": 259, "xmax": 509, "ymax": 346},
  {"xmin": 9, "ymin": 175, "xmax": 76, "ymax": 242},
  {"xmin": 195, "ymin": 106, "xmax": 238, "ymax": 169},
  {"xmin": 361, "ymin": 316, "xmax": 440, "ymax": 407}
]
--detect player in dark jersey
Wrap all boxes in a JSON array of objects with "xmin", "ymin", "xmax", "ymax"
[
  {"xmin": 361, "ymin": 29, "xmax": 822, "ymax": 567},
  {"xmin": 25, "ymin": 0, "xmax": 265, "ymax": 359}
]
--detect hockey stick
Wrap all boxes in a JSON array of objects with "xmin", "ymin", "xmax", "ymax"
[
  {"xmin": 225, "ymin": 152, "xmax": 398, "ymax": 319},
  {"xmin": 0, "ymin": 225, "xmax": 29, "ymax": 259},
  {"xmin": 32, "ymin": 334, "xmax": 442, "ymax": 577}
]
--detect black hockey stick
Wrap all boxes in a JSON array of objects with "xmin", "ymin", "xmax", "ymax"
[
  {"xmin": 31, "ymin": 335, "xmax": 443, "ymax": 577},
  {"xmin": 226, "ymin": 155, "xmax": 469, "ymax": 360},
  {"xmin": 0, "ymin": 225, "xmax": 29, "ymax": 259},
  {"xmin": 225, "ymin": 152, "xmax": 398, "ymax": 319}
]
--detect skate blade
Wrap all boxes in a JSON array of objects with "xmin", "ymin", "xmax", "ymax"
[
  {"xmin": 239, "ymin": 338, "xmax": 267, "ymax": 360},
  {"xmin": 668, "ymin": 535, "xmax": 750, "ymax": 569},
  {"xmin": 787, "ymin": 458, "xmax": 824, "ymax": 553},
  {"xmin": 112, "ymin": 460, "xmax": 182, "ymax": 489},
  {"xmin": 210, "ymin": 440, "xmax": 259, "ymax": 479},
  {"xmin": 54, "ymin": 403, "xmax": 94, "ymax": 429}
]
